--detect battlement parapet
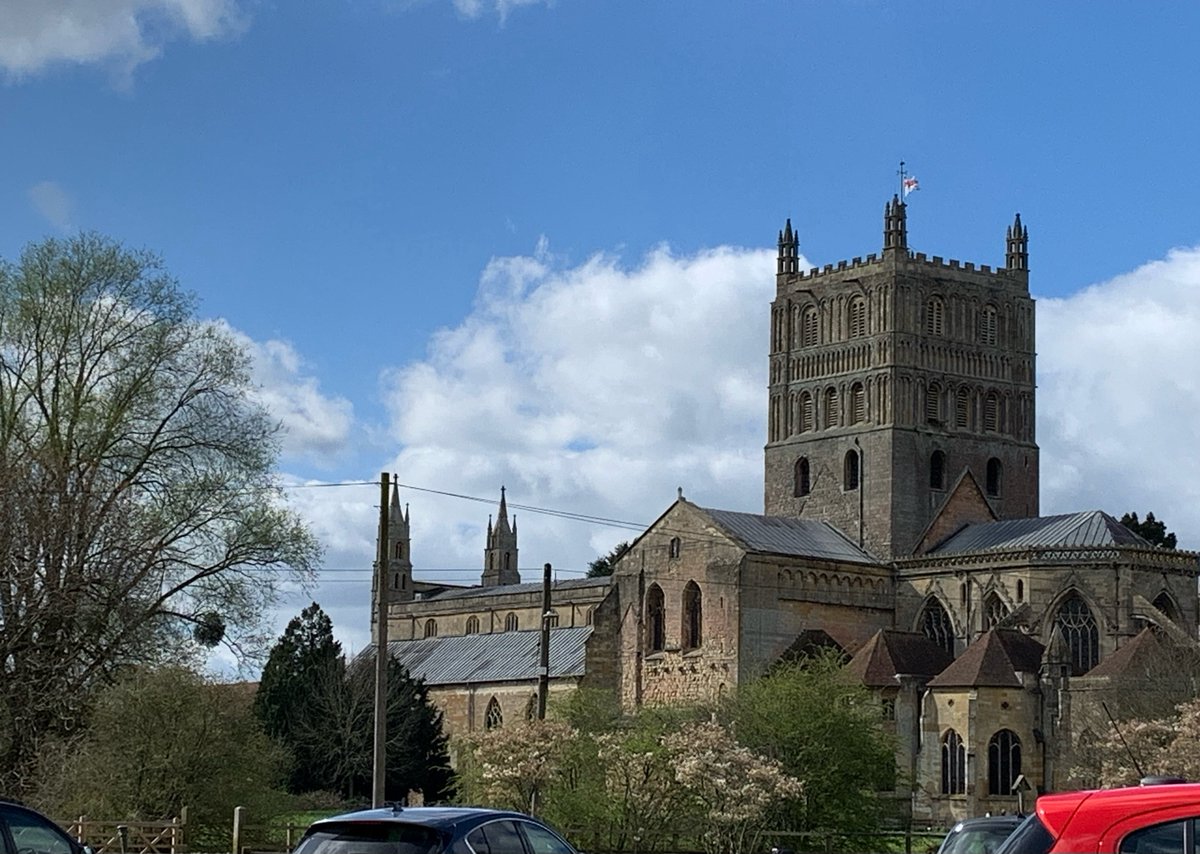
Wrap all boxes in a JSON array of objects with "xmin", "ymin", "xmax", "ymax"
[{"xmin": 782, "ymin": 247, "xmax": 1028, "ymax": 289}]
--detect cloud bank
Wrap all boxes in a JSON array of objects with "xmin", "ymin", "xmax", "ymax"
[{"xmin": 0, "ymin": 0, "xmax": 244, "ymax": 79}]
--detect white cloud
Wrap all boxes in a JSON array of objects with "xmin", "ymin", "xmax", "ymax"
[
  {"xmin": 1037, "ymin": 246, "xmax": 1200, "ymax": 548},
  {"xmin": 451, "ymin": 0, "xmax": 553, "ymax": 24},
  {"xmin": 0, "ymin": 0, "xmax": 245, "ymax": 80},
  {"xmin": 27, "ymin": 180, "xmax": 74, "ymax": 230}
]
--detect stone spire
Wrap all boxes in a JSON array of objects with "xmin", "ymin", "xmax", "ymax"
[
  {"xmin": 883, "ymin": 195, "xmax": 908, "ymax": 253},
  {"xmin": 1006, "ymin": 212, "xmax": 1029, "ymax": 271},
  {"xmin": 375, "ymin": 480, "xmax": 413, "ymax": 605},
  {"xmin": 482, "ymin": 486, "xmax": 520, "ymax": 587}
]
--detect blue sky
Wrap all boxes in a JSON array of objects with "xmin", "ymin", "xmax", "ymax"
[{"xmin": 4, "ymin": 0, "xmax": 1200, "ymax": 664}]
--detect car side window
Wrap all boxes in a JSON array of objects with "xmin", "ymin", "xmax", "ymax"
[
  {"xmin": 1119, "ymin": 819, "xmax": 1186, "ymax": 854},
  {"xmin": 517, "ymin": 822, "xmax": 573, "ymax": 854},
  {"xmin": 0, "ymin": 807, "xmax": 75, "ymax": 854},
  {"xmin": 468, "ymin": 822, "xmax": 525, "ymax": 854}
]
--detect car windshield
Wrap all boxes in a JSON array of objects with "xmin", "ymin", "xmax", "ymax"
[
  {"xmin": 993, "ymin": 814, "xmax": 1055, "ymax": 854},
  {"xmin": 294, "ymin": 823, "xmax": 444, "ymax": 854},
  {"xmin": 938, "ymin": 823, "xmax": 1021, "ymax": 854}
]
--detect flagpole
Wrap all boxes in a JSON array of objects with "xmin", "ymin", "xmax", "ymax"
[{"xmin": 898, "ymin": 160, "xmax": 906, "ymax": 201}]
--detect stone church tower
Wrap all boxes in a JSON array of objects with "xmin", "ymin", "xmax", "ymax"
[
  {"xmin": 764, "ymin": 198, "xmax": 1039, "ymax": 558},
  {"xmin": 482, "ymin": 486, "xmax": 520, "ymax": 586},
  {"xmin": 375, "ymin": 481, "xmax": 414, "ymax": 603}
]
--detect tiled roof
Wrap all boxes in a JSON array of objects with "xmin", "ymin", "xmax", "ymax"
[
  {"xmin": 928, "ymin": 629, "xmax": 1044, "ymax": 688},
  {"xmin": 700, "ymin": 507, "xmax": 877, "ymax": 564},
  {"xmin": 929, "ymin": 511, "xmax": 1150, "ymax": 555},
  {"xmin": 372, "ymin": 626, "xmax": 592, "ymax": 686},
  {"xmin": 844, "ymin": 630, "xmax": 953, "ymax": 687},
  {"xmin": 418, "ymin": 576, "xmax": 610, "ymax": 602},
  {"xmin": 1085, "ymin": 627, "xmax": 1200, "ymax": 678}
]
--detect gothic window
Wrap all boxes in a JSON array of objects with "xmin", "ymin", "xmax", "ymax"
[
  {"xmin": 392, "ymin": 572, "xmax": 401, "ymax": 590},
  {"xmin": 1153, "ymin": 592, "xmax": 1180, "ymax": 624},
  {"xmin": 802, "ymin": 306, "xmax": 819, "ymax": 347},
  {"xmin": 646, "ymin": 584, "xmax": 665, "ymax": 653},
  {"xmin": 941, "ymin": 729, "xmax": 966, "ymax": 795},
  {"xmin": 882, "ymin": 698, "xmax": 896, "ymax": 721},
  {"xmin": 843, "ymin": 449, "xmax": 860, "ymax": 491},
  {"xmin": 987, "ymin": 729, "xmax": 1022, "ymax": 795},
  {"xmin": 1016, "ymin": 580, "xmax": 1024, "ymax": 602},
  {"xmin": 504, "ymin": 612, "xmax": 519, "ymax": 631},
  {"xmin": 394, "ymin": 542, "xmax": 404, "ymax": 559},
  {"xmin": 1054, "ymin": 593, "xmax": 1100, "ymax": 675},
  {"xmin": 465, "ymin": 615, "xmax": 480, "ymax": 635},
  {"xmin": 930, "ymin": 450, "xmax": 946, "ymax": 490},
  {"xmin": 682, "ymin": 581, "xmax": 703, "ymax": 651},
  {"xmin": 920, "ymin": 599, "xmax": 954, "ymax": 656},
  {"xmin": 669, "ymin": 537, "xmax": 681, "ymax": 559},
  {"xmin": 799, "ymin": 392, "xmax": 815, "ymax": 432},
  {"xmin": 503, "ymin": 552, "xmax": 511, "ymax": 572},
  {"xmin": 585, "ymin": 606, "xmax": 595, "ymax": 626},
  {"xmin": 485, "ymin": 696, "xmax": 503, "ymax": 730},
  {"xmin": 926, "ymin": 297, "xmax": 945, "ymax": 337},
  {"xmin": 545, "ymin": 610, "xmax": 560, "ymax": 628},
  {"xmin": 986, "ymin": 458, "xmax": 1002, "ymax": 497},
  {"xmin": 794, "ymin": 457, "xmax": 811, "ymax": 497},
  {"xmin": 849, "ymin": 297, "xmax": 867, "ymax": 338},
  {"xmin": 424, "ymin": 619, "xmax": 437, "ymax": 638},
  {"xmin": 980, "ymin": 305, "xmax": 999, "ymax": 346},
  {"xmin": 925, "ymin": 383, "xmax": 943, "ymax": 425},
  {"xmin": 983, "ymin": 592, "xmax": 1009, "ymax": 631},
  {"xmin": 955, "ymin": 387, "xmax": 970, "ymax": 429},
  {"xmin": 849, "ymin": 382, "xmax": 866, "ymax": 424},
  {"xmin": 985, "ymin": 392, "xmax": 1000, "ymax": 432},
  {"xmin": 824, "ymin": 387, "xmax": 839, "ymax": 428}
]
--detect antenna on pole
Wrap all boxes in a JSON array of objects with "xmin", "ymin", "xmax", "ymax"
[
  {"xmin": 898, "ymin": 160, "xmax": 906, "ymax": 199},
  {"xmin": 1102, "ymin": 700, "xmax": 1145, "ymax": 779}
]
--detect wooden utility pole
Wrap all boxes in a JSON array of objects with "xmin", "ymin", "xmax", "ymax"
[
  {"xmin": 536, "ymin": 562, "xmax": 551, "ymax": 719},
  {"xmin": 372, "ymin": 472, "xmax": 390, "ymax": 807}
]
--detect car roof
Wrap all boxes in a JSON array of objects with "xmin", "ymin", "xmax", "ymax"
[
  {"xmin": 308, "ymin": 807, "xmax": 534, "ymax": 833},
  {"xmin": 950, "ymin": 816, "xmax": 1024, "ymax": 830},
  {"xmin": 1037, "ymin": 782, "xmax": 1200, "ymax": 850}
]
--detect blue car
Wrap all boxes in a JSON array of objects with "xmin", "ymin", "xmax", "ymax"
[{"xmin": 293, "ymin": 807, "xmax": 579, "ymax": 854}]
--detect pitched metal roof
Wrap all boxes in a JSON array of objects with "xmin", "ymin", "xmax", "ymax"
[
  {"xmin": 375, "ymin": 626, "xmax": 592, "ymax": 686},
  {"xmin": 699, "ymin": 507, "xmax": 877, "ymax": 564},
  {"xmin": 929, "ymin": 510, "xmax": 1150, "ymax": 555},
  {"xmin": 419, "ymin": 577, "xmax": 610, "ymax": 602}
]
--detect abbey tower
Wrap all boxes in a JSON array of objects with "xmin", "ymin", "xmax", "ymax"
[{"xmin": 764, "ymin": 198, "xmax": 1039, "ymax": 558}]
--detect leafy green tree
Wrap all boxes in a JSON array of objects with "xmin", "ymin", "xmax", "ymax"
[
  {"xmin": 32, "ymin": 665, "xmax": 290, "ymax": 848},
  {"xmin": 587, "ymin": 541, "xmax": 631, "ymax": 577},
  {"xmin": 723, "ymin": 650, "xmax": 896, "ymax": 835},
  {"xmin": 1120, "ymin": 512, "xmax": 1178, "ymax": 549},
  {"xmin": 255, "ymin": 603, "xmax": 343, "ymax": 792},
  {"xmin": 0, "ymin": 234, "xmax": 319, "ymax": 796}
]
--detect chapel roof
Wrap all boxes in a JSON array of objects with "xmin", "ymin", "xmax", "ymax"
[
  {"xmin": 700, "ymin": 507, "xmax": 877, "ymax": 564},
  {"xmin": 928, "ymin": 628, "xmax": 1044, "ymax": 688},
  {"xmin": 1084, "ymin": 626, "xmax": 1200, "ymax": 678},
  {"xmin": 376, "ymin": 626, "xmax": 592, "ymax": 686},
  {"xmin": 928, "ymin": 510, "xmax": 1150, "ymax": 555},
  {"xmin": 844, "ymin": 629, "xmax": 953, "ymax": 687},
  {"xmin": 416, "ymin": 576, "xmax": 610, "ymax": 602}
]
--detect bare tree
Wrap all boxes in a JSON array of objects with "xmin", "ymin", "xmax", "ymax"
[{"xmin": 0, "ymin": 235, "xmax": 319, "ymax": 794}]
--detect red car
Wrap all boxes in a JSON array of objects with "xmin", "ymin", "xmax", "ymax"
[{"xmin": 997, "ymin": 780, "xmax": 1200, "ymax": 854}]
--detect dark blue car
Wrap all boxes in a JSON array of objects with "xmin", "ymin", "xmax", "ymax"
[{"xmin": 293, "ymin": 807, "xmax": 578, "ymax": 854}]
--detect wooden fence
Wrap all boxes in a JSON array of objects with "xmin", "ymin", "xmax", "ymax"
[{"xmin": 64, "ymin": 816, "xmax": 186, "ymax": 854}]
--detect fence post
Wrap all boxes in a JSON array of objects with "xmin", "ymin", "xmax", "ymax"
[
  {"xmin": 179, "ymin": 807, "xmax": 188, "ymax": 854},
  {"xmin": 232, "ymin": 807, "xmax": 244, "ymax": 854},
  {"xmin": 76, "ymin": 817, "xmax": 87, "ymax": 846}
]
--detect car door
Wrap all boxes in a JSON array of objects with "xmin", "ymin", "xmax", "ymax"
[
  {"xmin": 515, "ymin": 821, "xmax": 575, "ymax": 854},
  {"xmin": 465, "ymin": 821, "xmax": 529, "ymax": 854},
  {"xmin": 0, "ymin": 805, "xmax": 78, "ymax": 854}
]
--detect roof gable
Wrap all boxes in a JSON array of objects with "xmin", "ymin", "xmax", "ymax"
[
  {"xmin": 928, "ymin": 629, "xmax": 1044, "ymax": 688},
  {"xmin": 914, "ymin": 469, "xmax": 997, "ymax": 555},
  {"xmin": 845, "ymin": 630, "xmax": 954, "ymax": 687}
]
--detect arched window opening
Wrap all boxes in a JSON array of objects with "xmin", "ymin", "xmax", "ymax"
[
  {"xmin": 585, "ymin": 607, "xmax": 595, "ymax": 626},
  {"xmin": 802, "ymin": 306, "xmax": 819, "ymax": 347},
  {"xmin": 503, "ymin": 552, "xmax": 511, "ymax": 571},
  {"xmin": 985, "ymin": 392, "xmax": 1000, "ymax": 433},
  {"xmin": 980, "ymin": 305, "xmax": 999, "ymax": 346},
  {"xmin": 504, "ymin": 612, "xmax": 519, "ymax": 632},
  {"xmin": 544, "ymin": 610, "xmax": 560, "ymax": 628},
  {"xmin": 824, "ymin": 387, "xmax": 839, "ymax": 428},
  {"xmin": 465, "ymin": 616, "xmax": 480, "ymax": 635},
  {"xmin": 941, "ymin": 729, "xmax": 966, "ymax": 795},
  {"xmin": 925, "ymin": 383, "xmax": 943, "ymax": 425},
  {"xmin": 1054, "ymin": 593, "xmax": 1100, "ymax": 675},
  {"xmin": 1153, "ymin": 592, "xmax": 1180, "ymax": 624},
  {"xmin": 930, "ymin": 450, "xmax": 946, "ymax": 490},
  {"xmin": 1016, "ymin": 580, "xmax": 1024, "ymax": 602},
  {"xmin": 794, "ymin": 457, "xmax": 811, "ymax": 497},
  {"xmin": 485, "ymin": 696, "xmax": 503, "ymax": 730},
  {"xmin": 983, "ymin": 592, "xmax": 1009, "ymax": 631},
  {"xmin": 394, "ymin": 542, "xmax": 404, "ymax": 559},
  {"xmin": 799, "ymin": 392, "xmax": 815, "ymax": 432},
  {"xmin": 392, "ymin": 572, "xmax": 400, "ymax": 590},
  {"xmin": 986, "ymin": 458, "xmax": 1002, "ymax": 497},
  {"xmin": 424, "ymin": 619, "xmax": 437, "ymax": 639},
  {"xmin": 955, "ymin": 387, "xmax": 970, "ymax": 429},
  {"xmin": 921, "ymin": 599, "xmax": 954, "ymax": 656},
  {"xmin": 843, "ymin": 449, "xmax": 859, "ymax": 491},
  {"xmin": 849, "ymin": 382, "xmax": 866, "ymax": 424},
  {"xmin": 401, "ymin": 574, "xmax": 406, "ymax": 589},
  {"xmin": 682, "ymin": 581, "xmax": 703, "ymax": 651},
  {"xmin": 668, "ymin": 537, "xmax": 681, "ymax": 559},
  {"xmin": 849, "ymin": 297, "xmax": 867, "ymax": 338},
  {"xmin": 926, "ymin": 297, "xmax": 945, "ymax": 337},
  {"xmin": 988, "ymin": 729, "xmax": 1022, "ymax": 795},
  {"xmin": 646, "ymin": 584, "xmax": 665, "ymax": 653}
]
